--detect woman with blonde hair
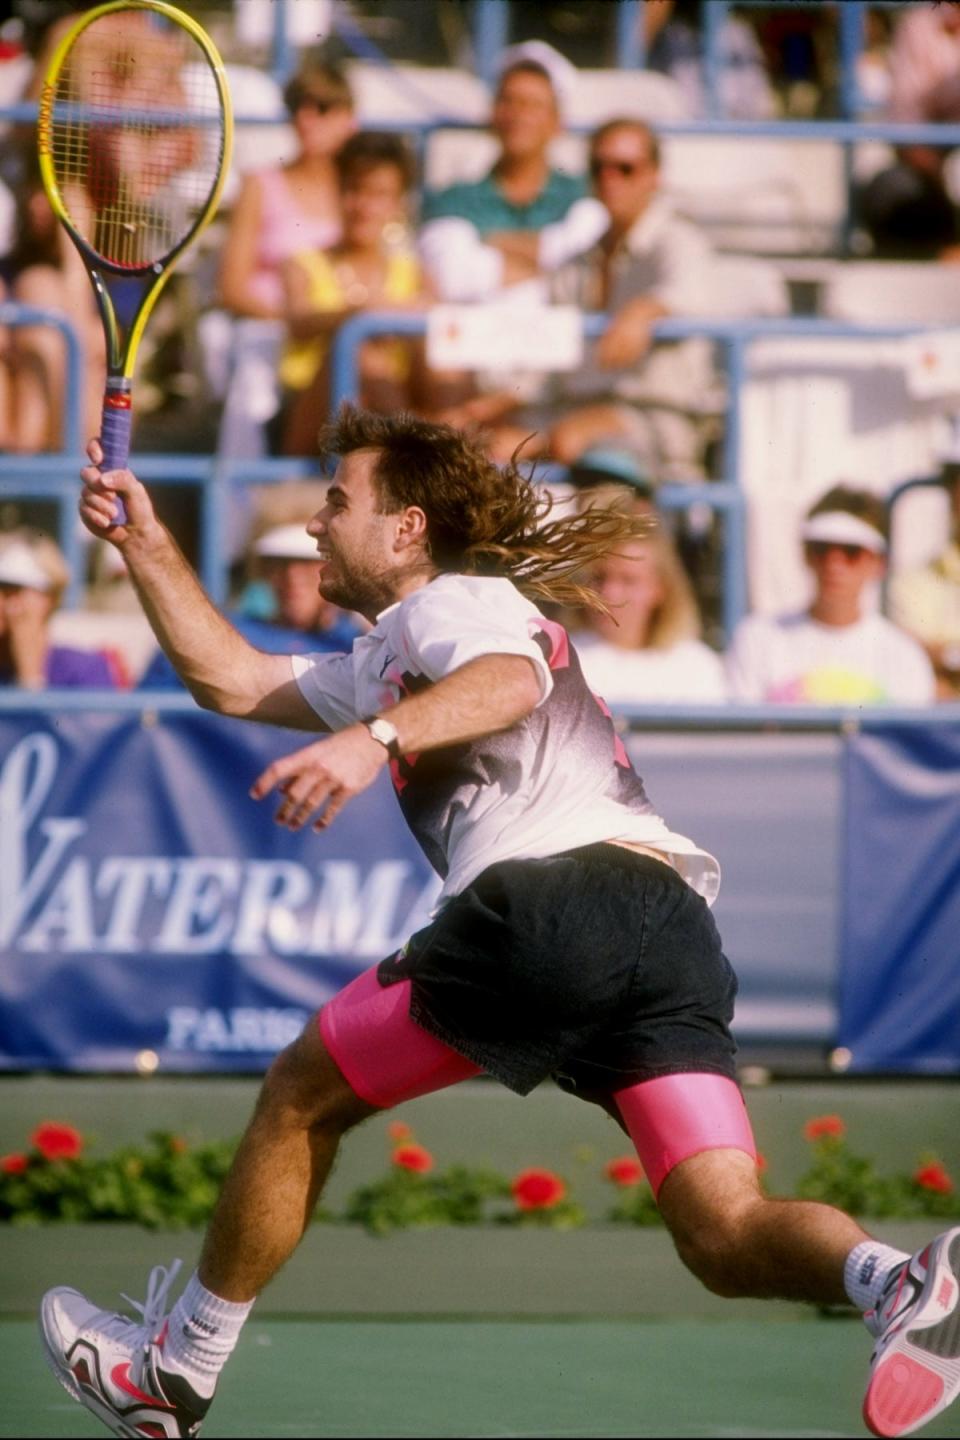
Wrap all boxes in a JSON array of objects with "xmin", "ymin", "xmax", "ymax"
[
  {"xmin": 0, "ymin": 529, "xmax": 122, "ymax": 688},
  {"xmin": 572, "ymin": 523, "xmax": 727, "ymax": 704}
]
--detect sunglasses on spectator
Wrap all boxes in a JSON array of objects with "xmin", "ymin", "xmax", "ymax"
[
  {"xmin": 589, "ymin": 156, "xmax": 648, "ymax": 179},
  {"xmin": 804, "ymin": 541, "xmax": 873, "ymax": 561},
  {"xmin": 289, "ymin": 92, "xmax": 340, "ymax": 116}
]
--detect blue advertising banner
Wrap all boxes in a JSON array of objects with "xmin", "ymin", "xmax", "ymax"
[
  {"xmin": 839, "ymin": 724, "xmax": 960, "ymax": 1074},
  {"xmin": 0, "ymin": 711, "xmax": 439, "ymax": 1072}
]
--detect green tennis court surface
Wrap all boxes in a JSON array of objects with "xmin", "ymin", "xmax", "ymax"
[{"xmin": 4, "ymin": 1316, "xmax": 959, "ymax": 1439}]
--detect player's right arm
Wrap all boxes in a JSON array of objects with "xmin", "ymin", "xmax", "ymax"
[{"xmin": 79, "ymin": 443, "xmax": 326, "ymax": 731}]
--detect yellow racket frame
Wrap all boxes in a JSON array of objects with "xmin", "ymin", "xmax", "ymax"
[{"xmin": 37, "ymin": 0, "xmax": 234, "ymax": 382}]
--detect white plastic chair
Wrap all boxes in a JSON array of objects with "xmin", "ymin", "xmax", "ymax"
[
  {"xmin": 697, "ymin": 255, "xmax": 791, "ymax": 319},
  {"xmin": 663, "ymin": 137, "xmax": 846, "ymax": 255},
  {"xmin": 562, "ymin": 68, "xmax": 692, "ymax": 128},
  {"xmin": 822, "ymin": 262, "xmax": 960, "ymax": 324}
]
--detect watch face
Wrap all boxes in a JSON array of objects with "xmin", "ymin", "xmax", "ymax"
[{"xmin": 368, "ymin": 719, "xmax": 399, "ymax": 753}]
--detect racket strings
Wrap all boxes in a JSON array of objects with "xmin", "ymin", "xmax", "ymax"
[{"xmin": 48, "ymin": 15, "xmax": 224, "ymax": 270}]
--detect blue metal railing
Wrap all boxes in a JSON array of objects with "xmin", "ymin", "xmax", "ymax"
[
  {"xmin": 2, "ymin": 300, "xmax": 950, "ymax": 638},
  {"xmin": 327, "ymin": 309, "xmax": 950, "ymax": 640},
  {"xmin": 0, "ymin": 445, "xmax": 323, "ymax": 609},
  {"xmin": 0, "ymin": 304, "xmax": 83, "ymax": 456},
  {"xmin": 1, "ymin": 684, "xmax": 958, "ymax": 733}
]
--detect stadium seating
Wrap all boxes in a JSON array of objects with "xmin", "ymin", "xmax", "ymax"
[
  {"xmin": 345, "ymin": 61, "xmax": 491, "ymax": 126},
  {"xmin": 662, "ymin": 137, "xmax": 847, "ymax": 256},
  {"xmin": 822, "ymin": 261, "xmax": 960, "ymax": 324}
]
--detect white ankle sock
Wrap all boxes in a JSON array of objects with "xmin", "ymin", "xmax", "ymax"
[
  {"xmin": 844, "ymin": 1240, "xmax": 910, "ymax": 1312},
  {"xmin": 163, "ymin": 1271, "xmax": 255, "ymax": 1382}
]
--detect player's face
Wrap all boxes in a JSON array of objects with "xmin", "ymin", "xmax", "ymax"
[
  {"xmin": 589, "ymin": 541, "xmax": 665, "ymax": 649},
  {"xmin": 306, "ymin": 451, "xmax": 408, "ymax": 619}
]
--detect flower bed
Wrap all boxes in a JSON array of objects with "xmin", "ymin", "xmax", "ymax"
[{"xmin": 2, "ymin": 1114, "xmax": 956, "ymax": 1232}]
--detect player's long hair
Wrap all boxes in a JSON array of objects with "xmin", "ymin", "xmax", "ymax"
[{"xmin": 319, "ymin": 406, "xmax": 654, "ymax": 612}]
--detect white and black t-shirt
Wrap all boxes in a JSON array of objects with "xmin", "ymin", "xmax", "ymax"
[{"xmin": 292, "ymin": 574, "xmax": 719, "ymax": 904}]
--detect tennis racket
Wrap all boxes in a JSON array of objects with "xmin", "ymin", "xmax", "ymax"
[{"xmin": 37, "ymin": 0, "xmax": 232, "ymax": 522}]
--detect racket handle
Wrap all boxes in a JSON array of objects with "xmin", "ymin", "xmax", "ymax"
[{"xmin": 99, "ymin": 391, "xmax": 133, "ymax": 527}]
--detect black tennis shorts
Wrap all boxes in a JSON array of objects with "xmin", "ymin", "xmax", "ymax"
[{"xmin": 377, "ymin": 842, "xmax": 739, "ymax": 1098}]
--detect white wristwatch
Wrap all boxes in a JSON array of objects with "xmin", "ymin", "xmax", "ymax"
[{"xmin": 364, "ymin": 716, "xmax": 401, "ymax": 759}]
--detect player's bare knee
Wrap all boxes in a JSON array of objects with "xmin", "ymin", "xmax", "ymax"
[
  {"xmin": 671, "ymin": 1219, "xmax": 755, "ymax": 1297},
  {"xmin": 659, "ymin": 1153, "xmax": 766, "ymax": 1297}
]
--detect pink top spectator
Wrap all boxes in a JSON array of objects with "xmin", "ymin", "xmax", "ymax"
[
  {"xmin": 246, "ymin": 168, "xmax": 342, "ymax": 313},
  {"xmin": 888, "ymin": 5, "xmax": 960, "ymax": 123}
]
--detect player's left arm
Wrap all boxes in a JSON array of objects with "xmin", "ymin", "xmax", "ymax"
[{"xmin": 251, "ymin": 651, "xmax": 542, "ymax": 831}]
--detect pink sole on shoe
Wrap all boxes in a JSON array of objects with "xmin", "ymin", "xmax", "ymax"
[{"xmin": 864, "ymin": 1353, "xmax": 944, "ymax": 1437}]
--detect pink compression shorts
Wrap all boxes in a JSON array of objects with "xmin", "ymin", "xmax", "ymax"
[
  {"xmin": 319, "ymin": 965, "xmax": 756, "ymax": 1192},
  {"xmin": 319, "ymin": 966, "xmax": 481, "ymax": 1108},
  {"xmin": 612, "ymin": 1072, "xmax": 757, "ymax": 1198}
]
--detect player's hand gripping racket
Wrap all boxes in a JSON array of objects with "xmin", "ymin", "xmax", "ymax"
[{"xmin": 37, "ymin": 0, "xmax": 232, "ymax": 523}]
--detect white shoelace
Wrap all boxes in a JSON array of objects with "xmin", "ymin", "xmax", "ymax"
[{"xmin": 118, "ymin": 1259, "xmax": 183, "ymax": 1342}]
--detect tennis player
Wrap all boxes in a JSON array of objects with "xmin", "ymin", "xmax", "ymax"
[{"xmin": 42, "ymin": 409, "xmax": 960, "ymax": 1439}]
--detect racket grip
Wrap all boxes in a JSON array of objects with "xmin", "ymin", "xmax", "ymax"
[{"xmin": 99, "ymin": 393, "xmax": 132, "ymax": 527}]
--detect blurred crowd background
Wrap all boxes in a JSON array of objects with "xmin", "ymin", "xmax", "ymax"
[{"xmin": 3, "ymin": 0, "xmax": 960, "ymax": 711}]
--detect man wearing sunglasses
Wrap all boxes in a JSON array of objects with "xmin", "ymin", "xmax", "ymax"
[
  {"xmin": 478, "ymin": 116, "xmax": 718, "ymax": 473},
  {"xmin": 726, "ymin": 485, "xmax": 935, "ymax": 706}
]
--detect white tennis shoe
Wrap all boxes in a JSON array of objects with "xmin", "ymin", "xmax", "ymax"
[
  {"xmin": 863, "ymin": 1226, "xmax": 960, "ymax": 1437},
  {"xmin": 39, "ymin": 1260, "xmax": 214, "ymax": 1438}
]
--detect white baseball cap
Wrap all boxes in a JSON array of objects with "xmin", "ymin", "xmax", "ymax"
[
  {"xmin": 801, "ymin": 510, "xmax": 887, "ymax": 555},
  {"xmin": 496, "ymin": 40, "xmax": 577, "ymax": 113},
  {"xmin": 253, "ymin": 524, "xmax": 319, "ymax": 560},
  {"xmin": 0, "ymin": 540, "xmax": 53, "ymax": 591}
]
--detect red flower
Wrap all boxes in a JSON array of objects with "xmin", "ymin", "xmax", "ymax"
[
  {"xmin": 31, "ymin": 1122, "xmax": 83, "ymax": 1161},
  {"xmin": 387, "ymin": 1121, "xmax": 413, "ymax": 1143},
  {"xmin": 511, "ymin": 1168, "xmax": 567, "ymax": 1211},
  {"xmin": 604, "ymin": 1155, "xmax": 645, "ymax": 1187},
  {"xmin": 755, "ymin": 1152, "xmax": 768, "ymax": 1173},
  {"xmin": 392, "ymin": 1143, "xmax": 433, "ymax": 1174},
  {"xmin": 0, "ymin": 1153, "xmax": 28, "ymax": 1174},
  {"xmin": 803, "ymin": 1115, "xmax": 845, "ymax": 1142},
  {"xmin": 914, "ymin": 1162, "xmax": 953, "ymax": 1195},
  {"xmin": 169, "ymin": 1137, "xmax": 188, "ymax": 1155}
]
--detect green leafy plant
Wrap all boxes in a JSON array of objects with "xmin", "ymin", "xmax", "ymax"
[
  {"xmin": 795, "ymin": 1116, "xmax": 957, "ymax": 1220},
  {"xmin": 0, "ymin": 1125, "xmax": 239, "ymax": 1229},
  {"xmin": 603, "ymin": 1155, "xmax": 664, "ymax": 1227},
  {"xmin": 2, "ymin": 1114, "xmax": 956, "ymax": 1232},
  {"xmin": 343, "ymin": 1125, "xmax": 511, "ymax": 1235}
]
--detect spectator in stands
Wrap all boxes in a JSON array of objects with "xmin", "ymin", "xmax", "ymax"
[
  {"xmin": 726, "ymin": 485, "xmax": 936, "ymax": 707},
  {"xmin": 219, "ymin": 57, "xmax": 355, "ymax": 321},
  {"xmin": 571, "ymin": 515, "xmax": 726, "ymax": 706},
  {"xmin": 645, "ymin": 0, "xmax": 777, "ymax": 120},
  {"xmin": 418, "ymin": 41, "xmax": 607, "ymax": 302},
  {"xmin": 139, "ymin": 486, "xmax": 361, "ymax": 690},
  {"xmin": 888, "ymin": 466, "xmax": 960, "ymax": 701},
  {"xmin": 0, "ymin": 151, "xmax": 103, "ymax": 451},
  {"xmin": 467, "ymin": 118, "xmax": 718, "ymax": 475},
  {"xmin": 566, "ymin": 445, "xmax": 658, "ymax": 518},
  {"xmin": 0, "ymin": 528, "xmax": 122, "ymax": 689},
  {"xmin": 858, "ymin": 4, "xmax": 960, "ymax": 260},
  {"xmin": 278, "ymin": 131, "xmax": 446, "ymax": 456}
]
